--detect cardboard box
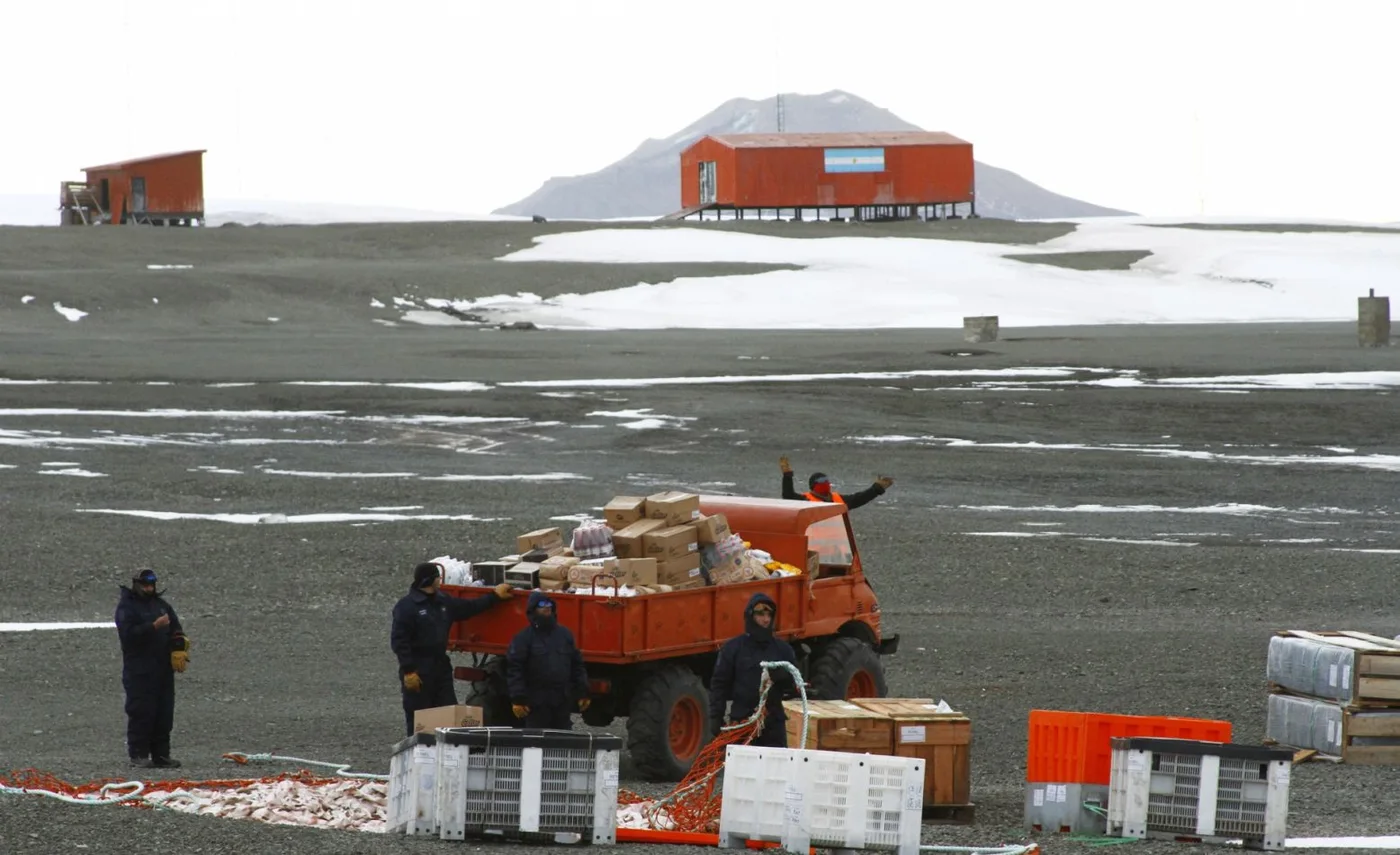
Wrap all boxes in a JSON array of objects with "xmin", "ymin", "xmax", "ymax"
[
  {"xmin": 413, "ymin": 704, "xmax": 484, "ymax": 734},
  {"xmin": 602, "ymin": 557, "xmax": 658, "ymax": 588},
  {"xmin": 783, "ymin": 699, "xmax": 895, "ymax": 754},
  {"xmin": 539, "ymin": 578, "xmax": 568, "ymax": 591},
  {"xmin": 646, "ymin": 491, "xmax": 702, "ymax": 527},
  {"xmin": 516, "ymin": 528, "xmax": 565, "ymax": 555},
  {"xmin": 658, "ymin": 553, "xmax": 704, "ymax": 587},
  {"xmin": 603, "ymin": 496, "xmax": 648, "ymax": 529},
  {"xmin": 643, "ymin": 525, "xmax": 699, "ymax": 562},
  {"xmin": 612, "ymin": 518, "xmax": 667, "ymax": 559},
  {"xmin": 709, "ymin": 552, "xmax": 767, "ymax": 585},
  {"xmin": 693, "ymin": 513, "xmax": 731, "ymax": 545},
  {"xmin": 566, "ymin": 562, "xmax": 609, "ymax": 585}
]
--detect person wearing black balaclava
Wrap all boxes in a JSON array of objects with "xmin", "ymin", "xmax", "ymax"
[
  {"xmin": 114, "ymin": 568, "xmax": 190, "ymax": 768},
  {"xmin": 506, "ymin": 591, "xmax": 590, "ymax": 730},
  {"xmin": 709, "ymin": 592, "xmax": 800, "ymax": 747},
  {"xmin": 390, "ymin": 562, "xmax": 514, "ymax": 736},
  {"xmin": 779, "ymin": 456, "xmax": 893, "ymax": 509}
]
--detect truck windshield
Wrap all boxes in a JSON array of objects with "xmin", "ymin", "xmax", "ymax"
[{"xmin": 805, "ymin": 516, "xmax": 853, "ymax": 567}]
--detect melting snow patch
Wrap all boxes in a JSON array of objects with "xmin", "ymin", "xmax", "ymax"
[
  {"xmin": 0, "ymin": 407, "xmax": 343, "ymax": 419},
  {"xmin": 189, "ymin": 466, "xmax": 243, "ymax": 475},
  {"xmin": 76, "ymin": 509, "xmax": 506, "ymax": 524},
  {"xmin": 1077, "ymin": 537, "xmax": 1198, "ymax": 547},
  {"xmin": 258, "ymin": 468, "xmax": 418, "ymax": 479},
  {"xmin": 53, "ymin": 302, "xmax": 87, "ymax": 321},
  {"xmin": 361, "ymin": 505, "xmax": 423, "ymax": 511},
  {"xmin": 0, "ymin": 622, "xmax": 114, "ymax": 632},
  {"xmin": 370, "ymin": 298, "xmax": 386, "ymax": 308},
  {"xmin": 21, "ymin": 295, "xmax": 35, "ymax": 304},
  {"xmin": 421, "ymin": 472, "xmax": 590, "ymax": 482},
  {"xmin": 147, "ymin": 264, "xmax": 193, "ymax": 270},
  {"xmin": 40, "ymin": 467, "xmax": 107, "ymax": 477},
  {"xmin": 956, "ymin": 502, "xmax": 1300, "ymax": 516},
  {"xmin": 500, "ymin": 366, "xmax": 1089, "ymax": 389}
]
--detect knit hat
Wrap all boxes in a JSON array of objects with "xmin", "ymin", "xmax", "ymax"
[{"xmin": 413, "ymin": 562, "xmax": 442, "ymax": 588}]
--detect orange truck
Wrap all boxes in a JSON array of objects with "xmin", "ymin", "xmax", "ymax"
[{"xmin": 444, "ymin": 495, "xmax": 900, "ymax": 781}]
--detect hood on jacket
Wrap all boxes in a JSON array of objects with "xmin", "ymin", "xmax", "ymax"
[
  {"xmin": 527, "ymin": 590, "xmax": 557, "ymax": 630},
  {"xmin": 744, "ymin": 592, "xmax": 778, "ymax": 642}
]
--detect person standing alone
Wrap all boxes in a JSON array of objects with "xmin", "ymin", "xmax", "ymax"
[{"xmin": 114, "ymin": 569, "xmax": 191, "ymax": 768}]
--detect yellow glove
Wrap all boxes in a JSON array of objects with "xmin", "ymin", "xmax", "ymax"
[
  {"xmin": 402, "ymin": 672, "xmax": 422, "ymax": 692},
  {"xmin": 578, "ymin": 698, "xmax": 591, "ymax": 712},
  {"xmin": 170, "ymin": 651, "xmax": 189, "ymax": 673},
  {"xmin": 512, "ymin": 703, "xmax": 529, "ymax": 719},
  {"xmin": 494, "ymin": 582, "xmax": 514, "ymax": 600}
]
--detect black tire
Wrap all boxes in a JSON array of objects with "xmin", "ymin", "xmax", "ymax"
[
  {"xmin": 806, "ymin": 636, "xmax": 889, "ymax": 701},
  {"xmin": 626, "ymin": 666, "xmax": 710, "ymax": 782},
  {"xmin": 461, "ymin": 655, "xmax": 517, "ymax": 727}
]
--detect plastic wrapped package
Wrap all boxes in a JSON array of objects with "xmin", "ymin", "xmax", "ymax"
[
  {"xmin": 1266, "ymin": 635, "xmax": 1357, "ymax": 703},
  {"xmin": 429, "ymin": 555, "xmax": 478, "ymax": 587},
  {"xmin": 1265, "ymin": 693, "xmax": 1343, "ymax": 754},
  {"xmin": 570, "ymin": 522, "xmax": 615, "ymax": 560}
]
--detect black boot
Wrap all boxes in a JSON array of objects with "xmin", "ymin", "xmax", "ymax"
[
  {"xmin": 129, "ymin": 756, "xmax": 154, "ymax": 769},
  {"xmin": 152, "ymin": 756, "xmax": 181, "ymax": 768}
]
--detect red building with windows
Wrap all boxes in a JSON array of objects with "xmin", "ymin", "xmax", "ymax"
[
  {"xmin": 673, "ymin": 132, "xmax": 974, "ymax": 221},
  {"xmin": 60, "ymin": 149, "xmax": 206, "ymax": 226}
]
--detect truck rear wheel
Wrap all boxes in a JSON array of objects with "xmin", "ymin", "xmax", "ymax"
[
  {"xmin": 807, "ymin": 637, "xmax": 888, "ymax": 700},
  {"xmin": 627, "ymin": 666, "xmax": 710, "ymax": 782},
  {"xmin": 461, "ymin": 655, "xmax": 516, "ymax": 727}
]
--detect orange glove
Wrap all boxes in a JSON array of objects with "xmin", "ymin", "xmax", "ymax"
[
  {"xmin": 512, "ymin": 703, "xmax": 530, "ymax": 719},
  {"xmin": 170, "ymin": 651, "xmax": 189, "ymax": 672},
  {"xmin": 402, "ymin": 672, "xmax": 422, "ymax": 692}
]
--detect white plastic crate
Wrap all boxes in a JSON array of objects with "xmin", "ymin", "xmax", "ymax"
[
  {"xmin": 387, "ymin": 732, "xmax": 438, "ymax": 835},
  {"xmin": 437, "ymin": 727, "xmax": 622, "ymax": 844},
  {"xmin": 717, "ymin": 745, "xmax": 796, "ymax": 843},
  {"xmin": 719, "ymin": 746, "xmax": 924, "ymax": 855},
  {"xmin": 1106, "ymin": 737, "xmax": 1292, "ymax": 851}
]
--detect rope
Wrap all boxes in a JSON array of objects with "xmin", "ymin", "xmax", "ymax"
[
  {"xmin": 0, "ymin": 780, "xmax": 146, "ymax": 805},
  {"xmin": 220, "ymin": 752, "xmax": 388, "ymax": 780}
]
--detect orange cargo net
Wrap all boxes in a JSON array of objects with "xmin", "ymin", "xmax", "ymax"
[{"xmin": 620, "ymin": 666, "xmax": 796, "ymax": 833}]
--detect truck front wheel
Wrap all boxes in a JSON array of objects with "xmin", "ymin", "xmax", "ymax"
[
  {"xmin": 461, "ymin": 655, "xmax": 516, "ymax": 727},
  {"xmin": 807, "ymin": 637, "xmax": 889, "ymax": 700},
  {"xmin": 626, "ymin": 666, "xmax": 710, "ymax": 782}
]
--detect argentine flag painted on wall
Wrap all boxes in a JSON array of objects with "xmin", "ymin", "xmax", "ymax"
[{"xmin": 823, "ymin": 147, "xmax": 885, "ymax": 173}]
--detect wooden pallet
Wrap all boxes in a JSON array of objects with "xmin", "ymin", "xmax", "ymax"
[
  {"xmin": 922, "ymin": 803, "xmax": 975, "ymax": 824},
  {"xmin": 1275, "ymin": 630, "xmax": 1400, "ymax": 705}
]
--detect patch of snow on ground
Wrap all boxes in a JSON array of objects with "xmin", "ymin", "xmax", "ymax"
[
  {"xmin": 423, "ymin": 218, "xmax": 1400, "ymax": 329},
  {"xmin": 76, "ymin": 509, "xmax": 506, "ymax": 524},
  {"xmin": 54, "ymin": 302, "xmax": 87, "ymax": 321},
  {"xmin": 0, "ymin": 622, "xmax": 115, "ymax": 632}
]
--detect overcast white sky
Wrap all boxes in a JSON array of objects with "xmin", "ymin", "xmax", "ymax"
[{"xmin": 2, "ymin": 0, "xmax": 1394, "ymax": 220}]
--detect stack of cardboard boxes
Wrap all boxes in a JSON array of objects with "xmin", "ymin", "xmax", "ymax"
[{"xmin": 473, "ymin": 490, "xmax": 787, "ymax": 597}]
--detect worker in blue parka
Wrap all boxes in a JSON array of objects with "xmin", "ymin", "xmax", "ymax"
[
  {"xmin": 114, "ymin": 568, "xmax": 191, "ymax": 768},
  {"xmin": 506, "ymin": 591, "xmax": 590, "ymax": 729},
  {"xmin": 709, "ymin": 592, "xmax": 799, "ymax": 747}
]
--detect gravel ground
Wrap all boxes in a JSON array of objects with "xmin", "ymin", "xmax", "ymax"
[{"xmin": 3, "ymin": 221, "xmax": 1400, "ymax": 854}]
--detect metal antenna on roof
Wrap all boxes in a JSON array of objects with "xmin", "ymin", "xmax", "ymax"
[{"xmin": 776, "ymin": 92, "xmax": 785, "ymax": 133}]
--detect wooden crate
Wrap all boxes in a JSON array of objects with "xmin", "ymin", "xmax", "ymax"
[
  {"xmin": 1267, "ymin": 703, "xmax": 1400, "ymax": 765},
  {"xmin": 1273, "ymin": 630, "xmax": 1400, "ymax": 706},
  {"xmin": 783, "ymin": 699, "xmax": 894, "ymax": 754},
  {"xmin": 853, "ymin": 698, "xmax": 973, "ymax": 814}
]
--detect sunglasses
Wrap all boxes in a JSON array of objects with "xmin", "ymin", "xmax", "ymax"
[{"xmin": 752, "ymin": 606, "xmax": 774, "ymax": 616}]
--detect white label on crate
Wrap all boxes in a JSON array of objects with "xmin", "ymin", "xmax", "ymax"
[
  {"xmin": 413, "ymin": 746, "xmax": 433, "ymax": 762},
  {"xmin": 1128, "ymin": 751, "xmax": 1148, "ymax": 772},
  {"xmin": 784, "ymin": 787, "xmax": 804, "ymax": 824},
  {"xmin": 1032, "ymin": 788, "xmax": 1045, "ymax": 808},
  {"xmin": 1329, "ymin": 663, "xmax": 1339, "ymax": 687},
  {"xmin": 1275, "ymin": 763, "xmax": 1290, "ymax": 786},
  {"xmin": 1055, "ymin": 784, "xmax": 1068, "ymax": 803},
  {"xmin": 900, "ymin": 725, "xmax": 926, "ymax": 744},
  {"xmin": 905, "ymin": 785, "xmax": 922, "ymax": 811},
  {"xmin": 441, "ymin": 754, "xmax": 459, "ymax": 767},
  {"xmin": 603, "ymin": 770, "xmax": 619, "ymax": 788},
  {"xmin": 1344, "ymin": 664, "xmax": 1352, "ymax": 690},
  {"xmin": 1327, "ymin": 719, "xmax": 1336, "ymax": 743}
]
